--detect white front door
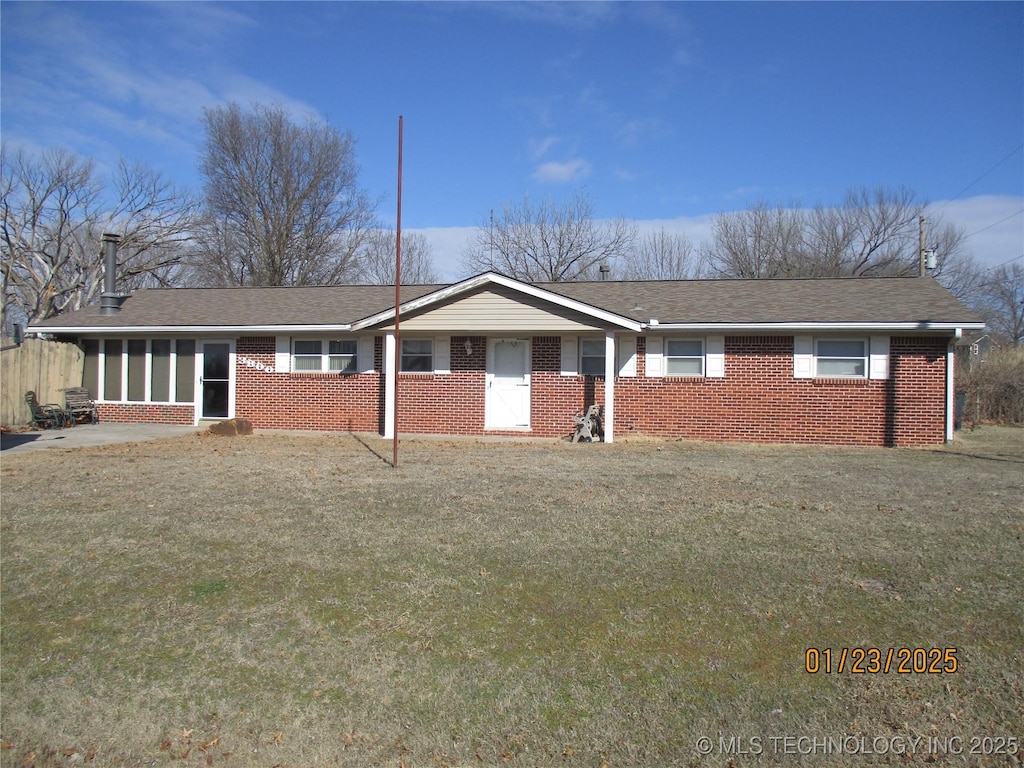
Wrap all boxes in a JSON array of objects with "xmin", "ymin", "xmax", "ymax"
[{"xmin": 486, "ymin": 338, "xmax": 531, "ymax": 430}]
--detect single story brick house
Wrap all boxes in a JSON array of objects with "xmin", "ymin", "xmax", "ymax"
[{"xmin": 29, "ymin": 272, "xmax": 984, "ymax": 446}]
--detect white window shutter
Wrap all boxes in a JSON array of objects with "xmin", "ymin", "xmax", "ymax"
[
  {"xmin": 434, "ymin": 336, "xmax": 451, "ymax": 374},
  {"xmin": 275, "ymin": 336, "xmax": 291, "ymax": 373},
  {"xmin": 617, "ymin": 335, "xmax": 637, "ymax": 377},
  {"xmin": 705, "ymin": 335, "xmax": 725, "ymax": 378},
  {"xmin": 646, "ymin": 336, "xmax": 664, "ymax": 377},
  {"xmin": 869, "ymin": 335, "xmax": 890, "ymax": 380},
  {"xmin": 357, "ymin": 336, "xmax": 376, "ymax": 374},
  {"xmin": 793, "ymin": 335, "xmax": 814, "ymax": 379},
  {"xmin": 561, "ymin": 337, "xmax": 578, "ymax": 376}
]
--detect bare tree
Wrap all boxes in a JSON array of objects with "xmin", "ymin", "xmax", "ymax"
[
  {"xmin": 1, "ymin": 146, "xmax": 198, "ymax": 329},
  {"xmin": 701, "ymin": 201, "xmax": 807, "ymax": 278},
  {"xmin": 182, "ymin": 212, "xmax": 247, "ymax": 288},
  {"xmin": 834, "ymin": 186, "xmax": 921, "ymax": 276},
  {"xmin": 358, "ymin": 228, "xmax": 439, "ymax": 285},
  {"xmin": 702, "ymin": 187, "xmax": 973, "ymax": 281},
  {"xmin": 461, "ymin": 192, "xmax": 637, "ymax": 282},
  {"xmin": 197, "ymin": 103, "xmax": 375, "ymax": 286},
  {"xmin": 618, "ymin": 228, "xmax": 699, "ymax": 280},
  {"xmin": 977, "ymin": 262, "xmax": 1024, "ymax": 345}
]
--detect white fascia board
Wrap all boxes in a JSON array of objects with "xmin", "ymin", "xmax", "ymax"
[
  {"xmin": 646, "ymin": 321, "xmax": 985, "ymax": 333},
  {"xmin": 351, "ymin": 271, "xmax": 644, "ymax": 332},
  {"xmin": 28, "ymin": 324, "xmax": 353, "ymax": 335}
]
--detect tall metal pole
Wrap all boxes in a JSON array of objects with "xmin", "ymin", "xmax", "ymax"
[
  {"xmin": 919, "ymin": 215, "xmax": 926, "ymax": 277},
  {"xmin": 393, "ymin": 116, "xmax": 403, "ymax": 468}
]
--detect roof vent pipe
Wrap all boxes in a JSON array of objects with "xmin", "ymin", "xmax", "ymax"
[{"xmin": 99, "ymin": 233, "xmax": 122, "ymax": 315}]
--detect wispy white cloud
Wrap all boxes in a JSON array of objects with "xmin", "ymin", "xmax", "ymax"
[
  {"xmin": 533, "ymin": 159, "xmax": 592, "ymax": 184},
  {"xmin": 476, "ymin": 1, "xmax": 618, "ymax": 31},
  {"xmin": 723, "ymin": 186, "xmax": 766, "ymax": 202},
  {"xmin": 528, "ymin": 136, "xmax": 561, "ymax": 161},
  {"xmin": 0, "ymin": 2, "xmax": 319, "ymax": 182}
]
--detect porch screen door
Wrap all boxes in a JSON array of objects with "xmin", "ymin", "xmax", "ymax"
[{"xmin": 201, "ymin": 342, "xmax": 230, "ymax": 419}]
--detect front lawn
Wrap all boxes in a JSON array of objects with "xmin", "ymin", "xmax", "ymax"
[{"xmin": 1, "ymin": 427, "xmax": 1021, "ymax": 766}]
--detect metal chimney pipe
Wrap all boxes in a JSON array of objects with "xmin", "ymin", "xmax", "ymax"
[{"xmin": 99, "ymin": 233, "xmax": 122, "ymax": 315}]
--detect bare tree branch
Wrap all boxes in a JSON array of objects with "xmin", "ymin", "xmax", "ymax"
[
  {"xmin": 618, "ymin": 229, "xmax": 699, "ymax": 280},
  {"xmin": 357, "ymin": 229, "xmax": 439, "ymax": 285},
  {"xmin": 1, "ymin": 146, "xmax": 198, "ymax": 328},
  {"xmin": 195, "ymin": 103, "xmax": 376, "ymax": 287},
  {"xmin": 461, "ymin": 192, "xmax": 637, "ymax": 282}
]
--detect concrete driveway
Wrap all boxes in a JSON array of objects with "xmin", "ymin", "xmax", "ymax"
[{"xmin": 1, "ymin": 423, "xmax": 199, "ymax": 454}]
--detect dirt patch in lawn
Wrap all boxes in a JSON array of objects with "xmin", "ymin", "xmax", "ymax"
[{"xmin": 1, "ymin": 427, "xmax": 1021, "ymax": 767}]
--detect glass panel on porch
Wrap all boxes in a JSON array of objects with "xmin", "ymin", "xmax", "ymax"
[{"xmin": 104, "ymin": 339, "xmax": 122, "ymax": 401}]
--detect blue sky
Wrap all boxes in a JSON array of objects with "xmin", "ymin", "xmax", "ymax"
[{"xmin": 2, "ymin": 1, "xmax": 1021, "ymax": 280}]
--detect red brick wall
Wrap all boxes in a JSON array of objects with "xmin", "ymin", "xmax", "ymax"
[
  {"xmin": 890, "ymin": 336, "xmax": 948, "ymax": 446},
  {"xmin": 234, "ymin": 337, "xmax": 382, "ymax": 432},
  {"xmin": 614, "ymin": 336, "xmax": 948, "ymax": 446},
  {"xmin": 528, "ymin": 336, "xmax": 605, "ymax": 439},
  {"xmin": 98, "ymin": 403, "xmax": 194, "ymax": 424},
  {"xmin": 396, "ymin": 336, "xmax": 486, "ymax": 434},
  {"xmin": 95, "ymin": 334, "xmax": 951, "ymax": 446}
]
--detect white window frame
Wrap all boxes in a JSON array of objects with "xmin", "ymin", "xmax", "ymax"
[
  {"xmin": 292, "ymin": 339, "xmax": 358, "ymax": 373},
  {"xmin": 814, "ymin": 338, "xmax": 868, "ymax": 378},
  {"xmin": 400, "ymin": 338, "xmax": 434, "ymax": 373},
  {"xmin": 646, "ymin": 335, "xmax": 724, "ymax": 379},
  {"xmin": 579, "ymin": 338, "xmax": 606, "ymax": 376},
  {"xmin": 665, "ymin": 338, "xmax": 705, "ymax": 376}
]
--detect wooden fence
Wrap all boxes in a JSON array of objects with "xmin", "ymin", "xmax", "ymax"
[{"xmin": 1, "ymin": 338, "xmax": 84, "ymax": 427}]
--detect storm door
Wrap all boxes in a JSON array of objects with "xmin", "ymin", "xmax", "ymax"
[{"xmin": 200, "ymin": 341, "xmax": 232, "ymax": 419}]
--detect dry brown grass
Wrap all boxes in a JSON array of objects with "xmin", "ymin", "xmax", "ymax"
[{"xmin": 1, "ymin": 427, "xmax": 1022, "ymax": 767}]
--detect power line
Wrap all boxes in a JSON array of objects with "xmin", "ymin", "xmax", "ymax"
[
  {"xmin": 933, "ymin": 143, "xmax": 1024, "ymax": 215},
  {"xmin": 963, "ymin": 208, "xmax": 1024, "ymax": 241},
  {"xmin": 984, "ymin": 253, "xmax": 1023, "ymax": 271}
]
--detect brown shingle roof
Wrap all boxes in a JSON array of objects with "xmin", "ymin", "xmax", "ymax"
[
  {"xmin": 543, "ymin": 276, "xmax": 981, "ymax": 325},
  {"xmin": 33, "ymin": 284, "xmax": 443, "ymax": 329},
  {"xmin": 31, "ymin": 275, "xmax": 981, "ymax": 330}
]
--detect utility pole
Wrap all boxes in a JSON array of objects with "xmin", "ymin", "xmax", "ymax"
[
  {"xmin": 918, "ymin": 215, "xmax": 938, "ymax": 276},
  {"xmin": 919, "ymin": 215, "xmax": 926, "ymax": 277},
  {"xmin": 393, "ymin": 116, "xmax": 403, "ymax": 469}
]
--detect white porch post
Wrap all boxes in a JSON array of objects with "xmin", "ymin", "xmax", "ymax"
[
  {"xmin": 383, "ymin": 331, "xmax": 396, "ymax": 439},
  {"xmin": 604, "ymin": 331, "xmax": 615, "ymax": 444},
  {"xmin": 946, "ymin": 336, "xmax": 957, "ymax": 442}
]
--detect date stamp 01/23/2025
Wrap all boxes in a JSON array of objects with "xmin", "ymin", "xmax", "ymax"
[
  {"xmin": 681, "ymin": 647, "xmax": 1021, "ymax": 759},
  {"xmin": 690, "ymin": 647, "xmax": 1021, "ymax": 758},
  {"xmin": 804, "ymin": 647, "xmax": 960, "ymax": 674}
]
